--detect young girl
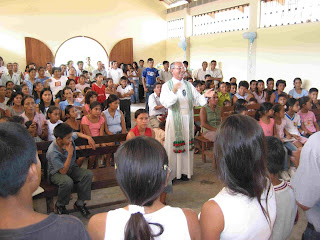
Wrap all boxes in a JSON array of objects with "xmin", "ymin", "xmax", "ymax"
[
  {"xmin": 284, "ymin": 98, "xmax": 307, "ymax": 145},
  {"xmin": 255, "ymin": 102, "xmax": 274, "ymax": 136},
  {"xmin": 270, "ymin": 79, "xmax": 287, "ymax": 104},
  {"xmin": 105, "ymin": 78, "xmax": 117, "ymax": 100},
  {"xmin": 126, "ymin": 109, "xmax": 155, "ymax": 140},
  {"xmin": 46, "ymin": 106, "xmax": 63, "ymax": 141},
  {"xmin": 200, "ymin": 115, "xmax": 276, "ymax": 240},
  {"xmin": 88, "ymin": 137, "xmax": 200, "ymax": 240},
  {"xmin": 82, "ymin": 90, "xmax": 98, "ymax": 116},
  {"xmin": 253, "ymin": 80, "xmax": 268, "ymax": 104},
  {"xmin": 103, "ymin": 94, "xmax": 126, "ymax": 135},
  {"xmin": 6, "ymin": 92, "xmax": 24, "ymax": 117},
  {"xmin": 66, "ymin": 78, "xmax": 80, "ymax": 93},
  {"xmin": 32, "ymin": 82, "xmax": 43, "ymax": 104},
  {"xmin": 21, "ymin": 84, "xmax": 30, "ymax": 97},
  {"xmin": 59, "ymin": 87, "xmax": 81, "ymax": 120},
  {"xmin": 75, "ymin": 74, "xmax": 90, "ymax": 93},
  {"xmin": 37, "ymin": 88, "xmax": 55, "ymax": 115},
  {"xmin": 288, "ymin": 77, "xmax": 308, "ymax": 99},
  {"xmin": 65, "ymin": 105, "xmax": 81, "ymax": 132},
  {"xmin": 92, "ymin": 73, "xmax": 106, "ymax": 104},
  {"xmin": 298, "ymin": 96, "xmax": 319, "ymax": 136},
  {"xmin": 81, "ymin": 101, "xmax": 105, "ymax": 168}
]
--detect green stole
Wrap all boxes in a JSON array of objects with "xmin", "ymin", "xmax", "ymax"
[{"xmin": 168, "ymin": 79, "xmax": 194, "ymax": 153}]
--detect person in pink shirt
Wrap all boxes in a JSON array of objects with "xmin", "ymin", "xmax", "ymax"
[
  {"xmin": 255, "ymin": 102, "xmax": 274, "ymax": 136},
  {"xmin": 298, "ymin": 96, "xmax": 319, "ymax": 137}
]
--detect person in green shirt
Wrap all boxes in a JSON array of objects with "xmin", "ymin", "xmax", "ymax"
[{"xmin": 217, "ymin": 82, "xmax": 230, "ymax": 107}]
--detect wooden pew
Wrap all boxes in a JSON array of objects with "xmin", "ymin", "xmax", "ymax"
[{"xmin": 34, "ymin": 134, "xmax": 127, "ymax": 213}]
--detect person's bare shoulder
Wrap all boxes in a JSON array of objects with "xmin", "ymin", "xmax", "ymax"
[
  {"xmin": 88, "ymin": 212, "xmax": 108, "ymax": 240},
  {"xmin": 182, "ymin": 208, "xmax": 201, "ymax": 240}
]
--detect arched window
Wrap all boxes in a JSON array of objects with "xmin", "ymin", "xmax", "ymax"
[{"xmin": 55, "ymin": 36, "xmax": 109, "ymax": 70}]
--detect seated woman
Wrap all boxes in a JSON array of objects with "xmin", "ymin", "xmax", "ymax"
[
  {"xmin": 200, "ymin": 91, "xmax": 221, "ymax": 142},
  {"xmin": 103, "ymin": 94, "xmax": 126, "ymax": 135},
  {"xmin": 5, "ymin": 91, "xmax": 24, "ymax": 117},
  {"xmin": 88, "ymin": 136, "xmax": 200, "ymax": 240},
  {"xmin": 270, "ymin": 79, "xmax": 287, "ymax": 104},
  {"xmin": 36, "ymin": 88, "xmax": 55, "ymax": 115},
  {"xmin": 21, "ymin": 95, "xmax": 48, "ymax": 141},
  {"xmin": 288, "ymin": 77, "xmax": 308, "ymax": 99},
  {"xmin": 126, "ymin": 109, "xmax": 155, "ymax": 140},
  {"xmin": 200, "ymin": 115, "xmax": 276, "ymax": 240}
]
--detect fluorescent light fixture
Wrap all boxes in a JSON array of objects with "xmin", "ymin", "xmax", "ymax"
[{"xmin": 170, "ymin": 0, "xmax": 188, "ymax": 8}]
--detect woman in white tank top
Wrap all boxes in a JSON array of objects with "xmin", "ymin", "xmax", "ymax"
[
  {"xmin": 200, "ymin": 115, "xmax": 276, "ymax": 240},
  {"xmin": 88, "ymin": 136, "xmax": 200, "ymax": 240}
]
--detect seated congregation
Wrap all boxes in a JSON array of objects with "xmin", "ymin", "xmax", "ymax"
[{"xmin": 0, "ymin": 56, "xmax": 319, "ymax": 239}]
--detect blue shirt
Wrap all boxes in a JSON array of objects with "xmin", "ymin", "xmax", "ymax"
[
  {"xmin": 103, "ymin": 108, "xmax": 122, "ymax": 134},
  {"xmin": 288, "ymin": 88, "xmax": 308, "ymax": 99},
  {"xmin": 59, "ymin": 100, "xmax": 81, "ymax": 111},
  {"xmin": 46, "ymin": 132, "xmax": 78, "ymax": 176},
  {"xmin": 36, "ymin": 76, "xmax": 49, "ymax": 86},
  {"xmin": 142, "ymin": 68, "xmax": 159, "ymax": 85}
]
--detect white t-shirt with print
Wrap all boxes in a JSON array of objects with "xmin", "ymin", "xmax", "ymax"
[
  {"xmin": 116, "ymin": 85, "xmax": 133, "ymax": 100},
  {"xmin": 284, "ymin": 112, "xmax": 301, "ymax": 135}
]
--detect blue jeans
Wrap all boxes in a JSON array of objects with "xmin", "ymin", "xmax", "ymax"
[
  {"xmin": 145, "ymin": 84, "xmax": 154, "ymax": 112},
  {"xmin": 131, "ymin": 80, "xmax": 139, "ymax": 103},
  {"xmin": 284, "ymin": 142, "xmax": 297, "ymax": 170}
]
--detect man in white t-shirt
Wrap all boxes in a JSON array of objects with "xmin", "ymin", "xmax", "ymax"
[
  {"xmin": 0, "ymin": 56, "xmax": 8, "ymax": 79},
  {"xmin": 1, "ymin": 63, "xmax": 22, "ymax": 86},
  {"xmin": 92, "ymin": 61, "xmax": 107, "ymax": 82},
  {"xmin": 195, "ymin": 61, "xmax": 210, "ymax": 81},
  {"xmin": 159, "ymin": 61, "xmax": 172, "ymax": 83},
  {"xmin": 291, "ymin": 132, "xmax": 320, "ymax": 238},
  {"xmin": 107, "ymin": 61, "xmax": 123, "ymax": 85},
  {"xmin": 0, "ymin": 86, "xmax": 8, "ymax": 111},
  {"xmin": 76, "ymin": 61, "xmax": 84, "ymax": 76},
  {"xmin": 84, "ymin": 57, "xmax": 95, "ymax": 76},
  {"xmin": 148, "ymin": 82, "xmax": 166, "ymax": 128},
  {"xmin": 208, "ymin": 60, "xmax": 223, "ymax": 87},
  {"xmin": 13, "ymin": 62, "xmax": 24, "ymax": 81},
  {"xmin": 60, "ymin": 64, "xmax": 67, "ymax": 77},
  {"xmin": 44, "ymin": 67, "xmax": 67, "ymax": 99},
  {"xmin": 45, "ymin": 62, "xmax": 53, "ymax": 78}
]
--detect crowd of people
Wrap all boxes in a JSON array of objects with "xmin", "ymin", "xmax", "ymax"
[{"xmin": 0, "ymin": 55, "xmax": 319, "ymax": 240}]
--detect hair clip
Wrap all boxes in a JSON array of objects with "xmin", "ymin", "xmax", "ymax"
[
  {"xmin": 114, "ymin": 163, "xmax": 117, "ymax": 170},
  {"xmin": 163, "ymin": 164, "xmax": 168, "ymax": 171}
]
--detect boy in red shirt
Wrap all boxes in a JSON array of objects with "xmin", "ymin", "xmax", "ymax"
[{"xmin": 92, "ymin": 73, "xmax": 106, "ymax": 104}]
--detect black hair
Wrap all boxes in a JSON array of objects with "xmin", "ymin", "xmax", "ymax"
[
  {"xmin": 286, "ymin": 98, "xmax": 298, "ymax": 112},
  {"xmin": 256, "ymin": 80, "xmax": 265, "ymax": 94},
  {"xmin": 309, "ymin": 88, "xmax": 318, "ymax": 94},
  {"xmin": 0, "ymin": 85, "xmax": 5, "ymax": 90},
  {"xmin": 266, "ymin": 78, "xmax": 274, "ymax": 84},
  {"xmin": 231, "ymin": 82, "xmax": 237, "ymax": 87},
  {"xmin": 89, "ymin": 101, "xmax": 102, "ymax": 110},
  {"xmin": 85, "ymin": 90, "xmax": 98, "ymax": 104},
  {"xmin": 218, "ymin": 82, "xmax": 226, "ymax": 89},
  {"xmin": 163, "ymin": 61, "xmax": 169, "ymax": 65},
  {"xmin": 204, "ymin": 74, "xmax": 211, "ymax": 79},
  {"xmin": 266, "ymin": 136, "xmax": 285, "ymax": 174},
  {"xmin": 135, "ymin": 109, "xmax": 148, "ymax": 119},
  {"xmin": 77, "ymin": 61, "xmax": 83, "ymax": 65},
  {"xmin": 39, "ymin": 88, "xmax": 54, "ymax": 114},
  {"xmin": 223, "ymin": 100, "xmax": 231, "ymax": 106},
  {"xmin": 299, "ymin": 96, "xmax": 310, "ymax": 108},
  {"xmin": 53, "ymin": 123, "xmax": 73, "ymax": 139},
  {"xmin": 55, "ymin": 90, "xmax": 64, "ymax": 100},
  {"xmin": 51, "ymin": 67, "xmax": 61, "ymax": 75},
  {"xmin": 120, "ymin": 76, "xmax": 128, "ymax": 81},
  {"xmin": 46, "ymin": 105, "xmax": 60, "ymax": 119},
  {"xmin": 82, "ymin": 70, "xmax": 88, "ymax": 74},
  {"xmin": 13, "ymin": 85, "xmax": 22, "ymax": 93},
  {"xmin": 276, "ymin": 79, "xmax": 286, "ymax": 88},
  {"xmin": 214, "ymin": 115, "xmax": 271, "ymax": 225},
  {"xmin": 139, "ymin": 59, "xmax": 144, "ymax": 63},
  {"xmin": 65, "ymin": 105, "xmax": 74, "ymax": 117},
  {"xmin": 273, "ymin": 104, "xmax": 283, "ymax": 115},
  {"xmin": 0, "ymin": 122, "xmax": 37, "ymax": 197},
  {"xmin": 200, "ymin": 80, "xmax": 205, "ymax": 86},
  {"xmin": 205, "ymin": 80, "xmax": 213, "ymax": 89},
  {"xmin": 84, "ymin": 87, "xmax": 91, "ymax": 94},
  {"xmin": 225, "ymin": 82, "xmax": 231, "ymax": 87},
  {"xmin": 95, "ymin": 73, "xmax": 102, "ymax": 78},
  {"xmin": 115, "ymin": 137, "xmax": 168, "ymax": 240},
  {"xmin": 121, "ymin": 64, "xmax": 128, "ymax": 73},
  {"xmin": 238, "ymin": 80, "xmax": 249, "ymax": 89},
  {"xmin": 38, "ymin": 66, "xmax": 45, "ymax": 71},
  {"xmin": 79, "ymin": 74, "xmax": 86, "ymax": 80},
  {"xmin": 0, "ymin": 116, "xmax": 11, "ymax": 122},
  {"xmin": 193, "ymin": 80, "xmax": 201, "ymax": 88},
  {"xmin": 66, "ymin": 79, "xmax": 75, "ymax": 86},
  {"xmin": 278, "ymin": 93, "xmax": 287, "ymax": 100},
  {"xmin": 147, "ymin": 58, "xmax": 154, "ymax": 62},
  {"xmin": 211, "ymin": 60, "xmax": 217, "ymax": 63},
  {"xmin": 28, "ymin": 68, "xmax": 36, "ymax": 74},
  {"xmin": 106, "ymin": 94, "xmax": 119, "ymax": 109},
  {"xmin": 229, "ymin": 77, "xmax": 236, "ymax": 82},
  {"xmin": 248, "ymin": 97, "xmax": 258, "ymax": 103},
  {"xmin": 183, "ymin": 60, "xmax": 188, "ymax": 66},
  {"xmin": 255, "ymin": 102, "xmax": 273, "ymax": 120},
  {"xmin": 250, "ymin": 80, "xmax": 257, "ymax": 85},
  {"xmin": 6, "ymin": 91, "xmax": 23, "ymax": 106},
  {"xmin": 5, "ymin": 81, "xmax": 13, "ymax": 87},
  {"xmin": 234, "ymin": 99, "xmax": 247, "ymax": 108},
  {"xmin": 153, "ymin": 82, "xmax": 162, "ymax": 89},
  {"xmin": 234, "ymin": 105, "xmax": 248, "ymax": 114},
  {"xmin": 293, "ymin": 77, "xmax": 302, "ymax": 86},
  {"xmin": 132, "ymin": 62, "xmax": 139, "ymax": 71},
  {"xmin": 10, "ymin": 116, "xmax": 24, "ymax": 124},
  {"xmin": 62, "ymin": 86, "xmax": 73, "ymax": 95},
  {"xmin": 32, "ymin": 82, "xmax": 42, "ymax": 102},
  {"xmin": 22, "ymin": 95, "xmax": 34, "ymax": 106}
]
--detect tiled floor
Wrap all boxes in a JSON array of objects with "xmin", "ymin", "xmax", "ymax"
[{"xmin": 33, "ymin": 103, "xmax": 307, "ymax": 239}]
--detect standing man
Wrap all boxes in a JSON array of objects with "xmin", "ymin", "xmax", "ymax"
[
  {"xmin": 148, "ymin": 82, "xmax": 166, "ymax": 128},
  {"xmin": 107, "ymin": 61, "xmax": 123, "ymax": 85},
  {"xmin": 66, "ymin": 60, "xmax": 74, "ymax": 77},
  {"xmin": 194, "ymin": 61, "xmax": 210, "ymax": 81},
  {"xmin": 159, "ymin": 61, "xmax": 172, "ymax": 83},
  {"xmin": 76, "ymin": 61, "xmax": 84, "ymax": 76},
  {"xmin": 84, "ymin": 57, "xmax": 94, "ymax": 76},
  {"xmin": 93, "ymin": 61, "xmax": 107, "ymax": 82},
  {"xmin": 138, "ymin": 59, "xmax": 145, "ymax": 103},
  {"xmin": 60, "ymin": 64, "xmax": 67, "ymax": 77},
  {"xmin": 142, "ymin": 58, "xmax": 159, "ymax": 111},
  {"xmin": 208, "ymin": 60, "xmax": 223, "ymax": 88},
  {"xmin": 183, "ymin": 61, "xmax": 192, "ymax": 80},
  {"xmin": 45, "ymin": 62, "xmax": 53, "ymax": 78},
  {"xmin": 160, "ymin": 62, "xmax": 215, "ymax": 181},
  {"xmin": 1, "ymin": 62, "xmax": 21, "ymax": 86},
  {"xmin": 0, "ymin": 56, "xmax": 8, "ymax": 78},
  {"xmin": 13, "ymin": 62, "xmax": 24, "ymax": 81},
  {"xmin": 266, "ymin": 78, "xmax": 275, "ymax": 101}
]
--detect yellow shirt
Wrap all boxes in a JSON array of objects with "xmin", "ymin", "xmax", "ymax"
[{"xmin": 218, "ymin": 92, "xmax": 231, "ymax": 107}]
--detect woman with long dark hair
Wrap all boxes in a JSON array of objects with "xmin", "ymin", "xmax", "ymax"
[
  {"xmin": 36, "ymin": 88, "xmax": 55, "ymax": 115},
  {"xmin": 88, "ymin": 137, "xmax": 200, "ymax": 240},
  {"xmin": 200, "ymin": 114, "xmax": 276, "ymax": 240}
]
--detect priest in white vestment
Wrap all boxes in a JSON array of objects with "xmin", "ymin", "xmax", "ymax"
[{"xmin": 160, "ymin": 62, "xmax": 215, "ymax": 180}]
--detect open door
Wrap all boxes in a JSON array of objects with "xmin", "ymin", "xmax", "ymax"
[
  {"xmin": 109, "ymin": 38, "xmax": 133, "ymax": 64},
  {"xmin": 25, "ymin": 37, "xmax": 55, "ymax": 67}
]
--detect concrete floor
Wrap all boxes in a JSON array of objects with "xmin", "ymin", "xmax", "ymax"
[{"xmin": 34, "ymin": 103, "xmax": 307, "ymax": 240}]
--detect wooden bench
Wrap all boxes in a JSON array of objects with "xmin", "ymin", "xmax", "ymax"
[
  {"xmin": 34, "ymin": 134, "xmax": 127, "ymax": 213},
  {"xmin": 312, "ymin": 108, "xmax": 320, "ymax": 121}
]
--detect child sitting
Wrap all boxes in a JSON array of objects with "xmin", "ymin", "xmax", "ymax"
[
  {"xmin": 46, "ymin": 123, "xmax": 95, "ymax": 217},
  {"xmin": 278, "ymin": 93, "xmax": 287, "ymax": 107},
  {"xmin": 230, "ymin": 82, "xmax": 237, "ymax": 101},
  {"xmin": 75, "ymin": 74, "xmax": 90, "ymax": 93},
  {"xmin": 117, "ymin": 76, "xmax": 134, "ymax": 130},
  {"xmin": 248, "ymin": 97, "xmax": 258, "ymax": 105},
  {"xmin": 105, "ymin": 78, "xmax": 117, "ymax": 100},
  {"xmin": 255, "ymin": 102, "xmax": 274, "ymax": 136},
  {"xmin": 309, "ymin": 88, "xmax": 320, "ymax": 109},
  {"xmin": 47, "ymin": 106, "xmax": 63, "ymax": 141},
  {"xmin": 65, "ymin": 105, "xmax": 81, "ymax": 132},
  {"xmin": 192, "ymin": 80, "xmax": 202, "ymax": 94},
  {"xmin": 82, "ymin": 90, "xmax": 98, "ymax": 116},
  {"xmin": 265, "ymin": 136, "xmax": 298, "ymax": 240},
  {"xmin": 298, "ymin": 96, "xmax": 320, "ymax": 137},
  {"xmin": 234, "ymin": 105, "xmax": 248, "ymax": 115},
  {"xmin": 126, "ymin": 109, "xmax": 155, "ymax": 140},
  {"xmin": 223, "ymin": 99, "xmax": 231, "ymax": 107}
]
